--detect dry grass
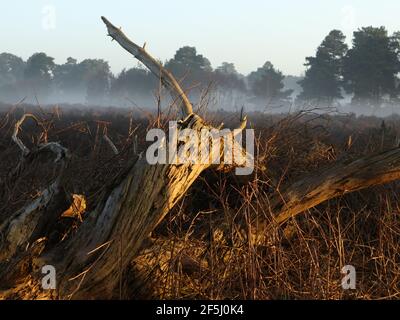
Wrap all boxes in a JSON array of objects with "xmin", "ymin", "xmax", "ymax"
[{"xmin": 1, "ymin": 103, "xmax": 399, "ymax": 300}]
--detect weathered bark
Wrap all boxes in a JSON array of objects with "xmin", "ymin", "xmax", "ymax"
[
  {"xmin": 101, "ymin": 16, "xmax": 193, "ymax": 117},
  {"xmin": 250, "ymin": 147, "xmax": 400, "ymax": 243},
  {"xmin": 2, "ymin": 16, "xmax": 400, "ymax": 300},
  {"xmin": 273, "ymin": 147, "xmax": 400, "ymax": 225},
  {"xmin": 1, "ymin": 114, "xmax": 70, "ymax": 263},
  {"xmin": 0, "ymin": 18, "xmax": 247, "ymax": 299}
]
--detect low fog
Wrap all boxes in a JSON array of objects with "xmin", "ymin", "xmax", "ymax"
[{"xmin": 2, "ymin": 26, "xmax": 400, "ymax": 118}]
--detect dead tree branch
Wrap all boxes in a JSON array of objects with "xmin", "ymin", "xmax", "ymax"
[
  {"xmin": 1, "ymin": 114, "xmax": 71, "ymax": 263},
  {"xmin": 101, "ymin": 16, "xmax": 193, "ymax": 117},
  {"xmin": 0, "ymin": 17, "xmax": 247, "ymax": 299},
  {"xmin": 103, "ymin": 135, "xmax": 119, "ymax": 155},
  {"xmin": 12, "ymin": 113, "xmax": 39, "ymax": 156},
  {"xmin": 249, "ymin": 147, "xmax": 400, "ymax": 244},
  {"xmin": 272, "ymin": 147, "xmax": 400, "ymax": 226}
]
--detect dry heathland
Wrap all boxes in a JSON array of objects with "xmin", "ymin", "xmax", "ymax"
[{"xmin": 1, "ymin": 104, "xmax": 399, "ymax": 299}]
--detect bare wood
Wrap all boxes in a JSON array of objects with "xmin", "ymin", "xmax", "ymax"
[
  {"xmin": 101, "ymin": 16, "xmax": 193, "ymax": 117},
  {"xmin": 0, "ymin": 20, "xmax": 250, "ymax": 299},
  {"xmin": 0, "ymin": 181, "xmax": 68, "ymax": 262},
  {"xmin": 236, "ymin": 106, "xmax": 247, "ymax": 133},
  {"xmin": 5, "ymin": 16, "xmax": 399, "ymax": 299},
  {"xmin": 103, "ymin": 135, "xmax": 119, "ymax": 155},
  {"xmin": 11, "ymin": 113, "xmax": 69, "ymax": 164},
  {"xmin": 271, "ymin": 147, "xmax": 400, "ymax": 226},
  {"xmin": 12, "ymin": 113, "xmax": 39, "ymax": 156},
  {"xmin": 236, "ymin": 115, "xmax": 248, "ymax": 132},
  {"xmin": 1, "ymin": 114, "xmax": 71, "ymax": 262},
  {"xmin": 37, "ymin": 142, "xmax": 70, "ymax": 165},
  {"xmin": 47, "ymin": 153, "xmax": 214, "ymax": 298}
]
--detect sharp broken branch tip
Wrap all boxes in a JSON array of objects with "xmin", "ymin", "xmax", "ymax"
[{"xmin": 101, "ymin": 16, "xmax": 193, "ymax": 116}]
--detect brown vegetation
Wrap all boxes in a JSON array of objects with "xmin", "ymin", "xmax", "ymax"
[
  {"xmin": 1, "ymin": 103, "xmax": 400, "ymax": 299},
  {"xmin": 0, "ymin": 18, "xmax": 399, "ymax": 300}
]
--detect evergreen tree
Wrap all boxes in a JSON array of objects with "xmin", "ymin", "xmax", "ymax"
[
  {"xmin": 298, "ymin": 30, "xmax": 348, "ymax": 104},
  {"xmin": 343, "ymin": 26, "xmax": 400, "ymax": 106},
  {"xmin": 247, "ymin": 61, "xmax": 293, "ymax": 106}
]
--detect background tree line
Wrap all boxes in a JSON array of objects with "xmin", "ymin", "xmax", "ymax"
[
  {"xmin": 1, "ymin": 25, "xmax": 399, "ymax": 110},
  {"xmin": 299, "ymin": 26, "xmax": 400, "ymax": 108},
  {"xmin": 0, "ymin": 46, "xmax": 293, "ymax": 109}
]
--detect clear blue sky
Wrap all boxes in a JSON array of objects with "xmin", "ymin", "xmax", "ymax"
[{"xmin": 3, "ymin": 0, "xmax": 400, "ymax": 76}]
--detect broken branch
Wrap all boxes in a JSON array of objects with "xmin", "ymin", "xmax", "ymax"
[
  {"xmin": 272, "ymin": 147, "xmax": 400, "ymax": 226},
  {"xmin": 12, "ymin": 113, "xmax": 39, "ymax": 156},
  {"xmin": 101, "ymin": 16, "xmax": 193, "ymax": 117}
]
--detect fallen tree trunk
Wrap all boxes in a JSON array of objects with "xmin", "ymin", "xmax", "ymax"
[
  {"xmin": 249, "ymin": 147, "xmax": 400, "ymax": 244},
  {"xmin": 0, "ymin": 114, "xmax": 70, "ymax": 262},
  {"xmin": 0, "ymin": 17, "xmax": 247, "ymax": 299},
  {"xmin": 273, "ymin": 147, "xmax": 400, "ymax": 225}
]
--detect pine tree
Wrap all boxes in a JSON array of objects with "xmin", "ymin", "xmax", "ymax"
[{"xmin": 298, "ymin": 30, "xmax": 348, "ymax": 104}]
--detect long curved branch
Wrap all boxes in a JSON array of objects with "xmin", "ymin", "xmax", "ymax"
[
  {"xmin": 12, "ymin": 114, "xmax": 70, "ymax": 167},
  {"xmin": 12, "ymin": 113, "xmax": 39, "ymax": 156},
  {"xmin": 101, "ymin": 16, "xmax": 193, "ymax": 117},
  {"xmin": 272, "ymin": 147, "xmax": 400, "ymax": 226}
]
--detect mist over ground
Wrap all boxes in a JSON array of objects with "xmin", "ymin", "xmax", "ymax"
[
  {"xmin": 3, "ymin": 3, "xmax": 400, "ymax": 301},
  {"xmin": 2, "ymin": 25, "xmax": 400, "ymax": 117}
]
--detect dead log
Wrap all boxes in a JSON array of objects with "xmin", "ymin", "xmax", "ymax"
[
  {"xmin": 250, "ymin": 147, "xmax": 400, "ymax": 244},
  {"xmin": 274, "ymin": 147, "xmax": 400, "ymax": 224},
  {"xmin": 0, "ymin": 115, "xmax": 70, "ymax": 263},
  {"xmin": 0, "ymin": 17, "xmax": 248, "ymax": 299},
  {"xmin": 101, "ymin": 16, "xmax": 193, "ymax": 117}
]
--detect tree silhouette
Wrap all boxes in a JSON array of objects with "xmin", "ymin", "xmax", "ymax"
[
  {"xmin": 0, "ymin": 53, "xmax": 25, "ymax": 102},
  {"xmin": 53, "ymin": 57, "xmax": 86, "ymax": 103},
  {"xmin": 343, "ymin": 26, "xmax": 400, "ymax": 106},
  {"xmin": 214, "ymin": 62, "xmax": 246, "ymax": 91},
  {"xmin": 165, "ymin": 46, "xmax": 212, "ymax": 90},
  {"xmin": 247, "ymin": 61, "xmax": 293, "ymax": 108},
  {"xmin": 24, "ymin": 52, "xmax": 55, "ymax": 99},
  {"xmin": 110, "ymin": 67, "xmax": 157, "ymax": 106},
  {"xmin": 298, "ymin": 30, "xmax": 348, "ymax": 104},
  {"xmin": 79, "ymin": 59, "xmax": 112, "ymax": 105},
  {"xmin": 4, "ymin": 27, "xmax": 400, "ymax": 109}
]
